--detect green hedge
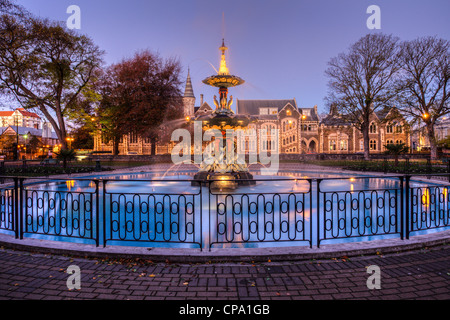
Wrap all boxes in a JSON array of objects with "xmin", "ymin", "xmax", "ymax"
[{"xmin": 0, "ymin": 166, "xmax": 112, "ymax": 177}]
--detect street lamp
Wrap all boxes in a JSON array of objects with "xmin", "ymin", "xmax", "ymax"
[
  {"xmin": 301, "ymin": 114, "xmax": 307, "ymax": 154},
  {"xmin": 66, "ymin": 137, "xmax": 74, "ymax": 149},
  {"xmin": 23, "ymin": 134, "xmax": 28, "ymax": 160}
]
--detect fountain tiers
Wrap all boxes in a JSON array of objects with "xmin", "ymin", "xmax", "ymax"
[{"xmin": 191, "ymin": 39, "xmax": 255, "ymax": 189}]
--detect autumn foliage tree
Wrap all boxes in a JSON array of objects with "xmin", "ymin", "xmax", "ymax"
[{"xmin": 96, "ymin": 50, "xmax": 183, "ymax": 155}]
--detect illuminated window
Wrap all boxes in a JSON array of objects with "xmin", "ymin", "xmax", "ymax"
[
  {"xmin": 329, "ymin": 139, "xmax": 336, "ymax": 151},
  {"xmin": 340, "ymin": 140, "xmax": 348, "ymax": 151},
  {"xmin": 370, "ymin": 139, "xmax": 377, "ymax": 150}
]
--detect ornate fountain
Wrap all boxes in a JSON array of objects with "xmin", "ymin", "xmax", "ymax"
[{"xmin": 192, "ymin": 39, "xmax": 255, "ymax": 188}]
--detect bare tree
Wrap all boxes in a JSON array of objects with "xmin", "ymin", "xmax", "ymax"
[
  {"xmin": 325, "ymin": 33, "xmax": 401, "ymax": 160},
  {"xmin": 0, "ymin": 0, "xmax": 26, "ymax": 17},
  {"xmin": 394, "ymin": 36, "xmax": 450, "ymax": 159}
]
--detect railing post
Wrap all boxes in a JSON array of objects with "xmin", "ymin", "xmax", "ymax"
[
  {"xmin": 316, "ymin": 178, "xmax": 322, "ymax": 248},
  {"xmin": 399, "ymin": 176, "xmax": 404, "ymax": 240},
  {"xmin": 19, "ymin": 178, "xmax": 24, "ymax": 240},
  {"xmin": 199, "ymin": 180, "xmax": 203, "ymax": 251},
  {"xmin": 102, "ymin": 180, "xmax": 107, "ymax": 247},
  {"xmin": 94, "ymin": 180, "xmax": 100, "ymax": 247},
  {"xmin": 405, "ymin": 175, "xmax": 410, "ymax": 240},
  {"xmin": 13, "ymin": 177, "xmax": 19, "ymax": 239},
  {"xmin": 309, "ymin": 179, "xmax": 313, "ymax": 249}
]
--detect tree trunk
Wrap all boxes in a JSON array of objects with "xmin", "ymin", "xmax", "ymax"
[
  {"xmin": 113, "ymin": 137, "xmax": 120, "ymax": 155},
  {"xmin": 362, "ymin": 125, "xmax": 370, "ymax": 161},
  {"xmin": 426, "ymin": 123, "xmax": 438, "ymax": 160},
  {"xmin": 151, "ymin": 137, "xmax": 157, "ymax": 156}
]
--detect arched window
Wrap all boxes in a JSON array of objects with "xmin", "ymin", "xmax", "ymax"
[
  {"xmin": 369, "ymin": 139, "xmax": 377, "ymax": 150},
  {"xmin": 340, "ymin": 140, "xmax": 348, "ymax": 151},
  {"xmin": 328, "ymin": 134, "xmax": 337, "ymax": 151},
  {"xmin": 386, "ymin": 124, "xmax": 393, "ymax": 134},
  {"xmin": 369, "ymin": 122, "xmax": 377, "ymax": 134},
  {"xmin": 386, "ymin": 139, "xmax": 394, "ymax": 145},
  {"xmin": 339, "ymin": 134, "xmax": 349, "ymax": 151}
]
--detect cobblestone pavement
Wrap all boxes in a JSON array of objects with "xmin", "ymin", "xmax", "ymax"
[{"xmin": 0, "ymin": 245, "xmax": 449, "ymax": 301}]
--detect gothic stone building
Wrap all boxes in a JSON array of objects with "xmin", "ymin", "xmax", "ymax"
[{"xmin": 94, "ymin": 72, "xmax": 410, "ymax": 155}]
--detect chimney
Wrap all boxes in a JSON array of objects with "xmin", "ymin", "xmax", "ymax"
[{"xmin": 200, "ymin": 94, "xmax": 204, "ymax": 106}]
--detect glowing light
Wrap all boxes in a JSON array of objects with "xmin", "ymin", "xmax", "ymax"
[
  {"xmin": 66, "ymin": 180, "xmax": 75, "ymax": 191},
  {"xmin": 218, "ymin": 40, "xmax": 230, "ymax": 75},
  {"xmin": 422, "ymin": 188, "xmax": 430, "ymax": 207}
]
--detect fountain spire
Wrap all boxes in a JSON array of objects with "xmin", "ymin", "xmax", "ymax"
[
  {"xmin": 202, "ymin": 39, "xmax": 244, "ymax": 115},
  {"xmin": 218, "ymin": 39, "xmax": 230, "ymax": 76}
]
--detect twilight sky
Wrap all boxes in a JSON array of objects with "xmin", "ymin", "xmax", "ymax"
[{"xmin": 14, "ymin": 0, "xmax": 450, "ymax": 114}]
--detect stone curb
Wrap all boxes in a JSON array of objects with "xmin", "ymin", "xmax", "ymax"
[{"xmin": 1, "ymin": 230, "xmax": 448, "ymax": 263}]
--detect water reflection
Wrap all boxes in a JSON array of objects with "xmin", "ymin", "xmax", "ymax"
[{"xmin": 5, "ymin": 171, "xmax": 448, "ymax": 248}]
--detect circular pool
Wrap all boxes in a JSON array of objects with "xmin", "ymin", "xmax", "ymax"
[{"xmin": 4, "ymin": 169, "xmax": 447, "ymax": 250}]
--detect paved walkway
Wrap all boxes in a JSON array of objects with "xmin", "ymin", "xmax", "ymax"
[{"xmin": 1, "ymin": 245, "xmax": 449, "ymax": 300}]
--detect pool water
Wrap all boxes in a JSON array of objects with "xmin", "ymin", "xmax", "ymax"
[{"xmin": 4, "ymin": 170, "xmax": 449, "ymax": 249}]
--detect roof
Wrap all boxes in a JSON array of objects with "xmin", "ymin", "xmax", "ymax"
[
  {"xmin": 300, "ymin": 108, "xmax": 320, "ymax": 122},
  {"xmin": 0, "ymin": 126, "xmax": 58, "ymax": 139},
  {"xmin": 17, "ymin": 108, "xmax": 40, "ymax": 118},
  {"xmin": 0, "ymin": 108, "xmax": 40, "ymax": 118},
  {"xmin": 236, "ymin": 99, "xmax": 297, "ymax": 115},
  {"xmin": 194, "ymin": 102, "xmax": 213, "ymax": 115},
  {"xmin": 320, "ymin": 114, "xmax": 352, "ymax": 126},
  {"xmin": 1, "ymin": 126, "xmax": 41, "ymax": 136},
  {"xmin": 183, "ymin": 70, "xmax": 195, "ymax": 98}
]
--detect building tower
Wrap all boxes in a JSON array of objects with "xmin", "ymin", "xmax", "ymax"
[{"xmin": 183, "ymin": 68, "xmax": 195, "ymax": 117}]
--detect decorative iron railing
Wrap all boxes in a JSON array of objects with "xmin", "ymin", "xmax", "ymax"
[{"xmin": 0, "ymin": 174, "xmax": 449, "ymax": 250}]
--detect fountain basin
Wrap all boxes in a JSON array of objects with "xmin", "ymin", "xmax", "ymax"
[{"xmin": 191, "ymin": 171, "xmax": 256, "ymax": 187}]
